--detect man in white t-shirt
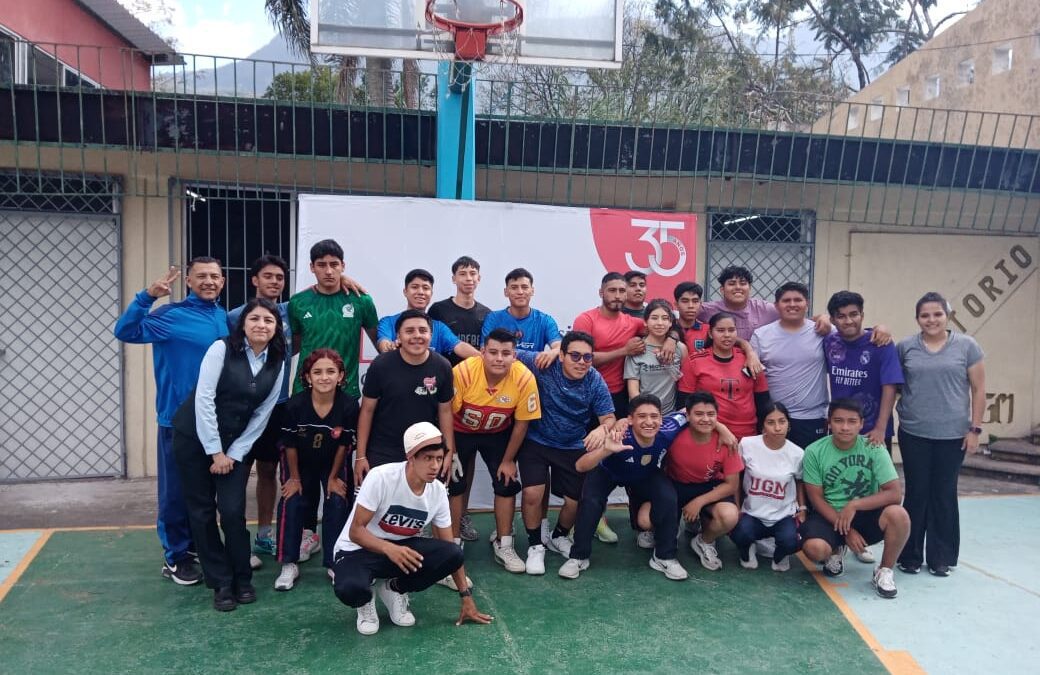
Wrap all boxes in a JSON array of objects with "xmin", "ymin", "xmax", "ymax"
[{"xmin": 332, "ymin": 422, "xmax": 493, "ymax": 635}]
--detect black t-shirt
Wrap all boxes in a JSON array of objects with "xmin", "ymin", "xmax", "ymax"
[
  {"xmin": 280, "ymin": 388, "xmax": 360, "ymax": 461},
  {"xmin": 428, "ymin": 297, "xmax": 490, "ymax": 365},
  {"xmin": 363, "ymin": 349, "xmax": 454, "ymax": 449},
  {"xmin": 620, "ymin": 305, "xmax": 646, "ymax": 318}
]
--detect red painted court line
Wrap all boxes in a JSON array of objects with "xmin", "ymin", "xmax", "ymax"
[{"xmin": 0, "ymin": 529, "xmax": 53, "ymax": 603}]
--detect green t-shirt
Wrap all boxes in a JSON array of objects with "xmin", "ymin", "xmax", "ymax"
[
  {"xmin": 802, "ymin": 435, "xmax": 898, "ymax": 511},
  {"xmin": 288, "ymin": 288, "xmax": 377, "ymax": 398}
]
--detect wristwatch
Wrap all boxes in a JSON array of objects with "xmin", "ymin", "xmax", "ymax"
[
  {"xmin": 968, "ymin": 426, "xmax": 983, "ymax": 435},
  {"xmin": 458, "ymin": 588, "xmax": 473, "ymax": 598}
]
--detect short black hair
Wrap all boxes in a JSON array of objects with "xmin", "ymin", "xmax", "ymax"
[
  {"xmin": 774, "ymin": 281, "xmax": 810, "ymax": 303},
  {"xmin": 717, "ymin": 265, "xmax": 752, "ymax": 286},
  {"xmin": 628, "ymin": 393, "xmax": 662, "ymax": 413},
  {"xmin": 673, "ymin": 281, "xmax": 703, "ymax": 302},
  {"xmin": 309, "ymin": 239, "xmax": 343, "ymax": 263},
  {"xmin": 394, "ymin": 308, "xmax": 432, "ymax": 333},
  {"xmin": 187, "ymin": 255, "xmax": 222, "ymax": 272},
  {"xmin": 828, "ymin": 398, "xmax": 863, "ymax": 418},
  {"xmin": 685, "ymin": 391, "xmax": 718, "ymax": 411},
  {"xmin": 624, "ymin": 270, "xmax": 647, "ymax": 283},
  {"xmin": 561, "ymin": 330, "xmax": 594, "ymax": 352},
  {"xmin": 484, "ymin": 327, "xmax": 517, "ymax": 347},
  {"xmin": 249, "ymin": 254, "xmax": 288, "ymax": 279},
  {"xmin": 505, "ymin": 268, "xmax": 533, "ymax": 285},
  {"xmin": 452, "ymin": 256, "xmax": 480, "ymax": 274},
  {"xmin": 827, "ymin": 290, "xmax": 864, "ymax": 317},
  {"xmin": 601, "ymin": 272, "xmax": 625, "ymax": 286},
  {"xmin": 915, "ymin": 291, "xmax": 950, "ymax": 316},
  {"xmin": 405, "ymin": 268, "xmax": 434, "ymax": 286}
]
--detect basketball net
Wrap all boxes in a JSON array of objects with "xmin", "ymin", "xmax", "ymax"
[{"xmin": 426, "ymin": 0, "xmax": 524, "ymax": 95}]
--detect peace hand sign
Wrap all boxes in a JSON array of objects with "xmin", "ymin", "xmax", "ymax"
[{"xmin": 147, "ymin": 266, "xmax": 181, "ymax": 298}]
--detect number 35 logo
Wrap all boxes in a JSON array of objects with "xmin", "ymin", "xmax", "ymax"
[
  {"xmin": 625, "ymin": 219, "xmax": 687, "ymax": 277},
  {"xmin": 590, "ymin": 210, "xmax": 698, "ymax": 302}
]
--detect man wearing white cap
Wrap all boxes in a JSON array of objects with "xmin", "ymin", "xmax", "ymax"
[{"xmin": 331, "ymin": 421, "xmax": 493, "ymax": 635}]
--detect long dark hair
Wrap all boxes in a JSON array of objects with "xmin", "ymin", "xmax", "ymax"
[
  {"xmin": 703, "ymin": 311, "xmax": 738, "ymax": 350},
  {"xmin": 229, "ymin": 297, "xmax": 285, "ymax": 363}
]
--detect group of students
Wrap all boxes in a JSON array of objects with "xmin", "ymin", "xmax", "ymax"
[{"xmin": 115, "ymin": 240, "xmax": 986, "ymax": 633}]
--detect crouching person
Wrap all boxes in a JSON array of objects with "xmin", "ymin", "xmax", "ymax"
[{"xmin": 332, "ymin": 422, "xmax": 493, "ymax": 634}]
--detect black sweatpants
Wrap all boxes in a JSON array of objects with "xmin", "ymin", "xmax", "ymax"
[
  {"xmin": 173, "ymin": 432, "xmax": 251, "ymax": 590},
  {"xmin": 277, "ymin": 450, "xmax": 352, "ymax": 568},
  {"xmin": 897, "ymin": 429, "xmax": 965, "ymax": 569},
  {"xmin": 332, "ymin": 537, "xmax": 464, "ymax": 608}
]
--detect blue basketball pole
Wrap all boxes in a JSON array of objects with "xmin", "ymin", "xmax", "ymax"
[{"xmin": 436, "ymin": 61, "xmax": 476, "ymax": 200}]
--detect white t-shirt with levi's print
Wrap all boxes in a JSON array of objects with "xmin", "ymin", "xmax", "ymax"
[
  {"xmin": 334, "ymin": 462, "xmax": 451, "ymax": 554},
  {"xmin": 739, "ymin": 435, "xmax": 804, "ymax": 526}
]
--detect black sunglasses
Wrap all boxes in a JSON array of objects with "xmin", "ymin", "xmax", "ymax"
[{"xmin": 565, "ymin": 351, "xmax": 594, "ymax": 364}]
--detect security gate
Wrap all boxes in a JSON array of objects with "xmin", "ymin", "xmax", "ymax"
[{"xmin": 0, "ymin": 210, "xmax": 123, "ymax": 480}]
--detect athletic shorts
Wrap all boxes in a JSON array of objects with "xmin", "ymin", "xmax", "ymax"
[
  {"xmin": 448, "ymin": 430, "xmax": 521, "ymax": 498},
  {"xmin": 799, "ymin": 508, "xmax": 885, "ymax": 549},
  {"xmin": 672, "ymin": 479, "xmax": 736, "ymax": 518},
  {"xmin": 517, "ymin": 439, "xmax": 584, "ymax": 501},
  {"xmin": 246, "ymin": 402, "xmax": 285, "ymax": 464}
]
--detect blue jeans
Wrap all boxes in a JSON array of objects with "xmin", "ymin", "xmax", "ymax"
[
  {"xmin": 729, "ymin": 513, "xmax": 800, "ymax": 563},
  {"xmin": 157, "ymin": 426, "xmax": 194, "ymax": 564}
]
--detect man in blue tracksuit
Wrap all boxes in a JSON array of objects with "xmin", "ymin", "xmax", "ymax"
[{"xmin": 114, "ymin": 257, "xmax": 228, "ymax": 585}]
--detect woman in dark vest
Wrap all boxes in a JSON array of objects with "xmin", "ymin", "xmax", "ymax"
[{"xmin": 173, "ymin": 297, "xmax": 285, "ymax": 611}]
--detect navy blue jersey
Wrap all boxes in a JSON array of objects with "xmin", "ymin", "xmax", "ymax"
[
  {"xmin": 280, "ymin": 388, "xmax": 359, "ymax": 460},
  {"xmin": 600, "ymin": 411, "xmax": 688, "ymax": 483}
]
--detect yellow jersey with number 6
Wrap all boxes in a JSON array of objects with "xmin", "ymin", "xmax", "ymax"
[{"xmin": 451, "ymin": 357, "xmax": 541, "ymax": 434}]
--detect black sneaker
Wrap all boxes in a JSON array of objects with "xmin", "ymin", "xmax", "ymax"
[
  {"xmin": 162, "ymin": 559, "xmax": 202, "ymax": 585},
  {"xmin": 235, "ymin": 583, "xmax": 257, "ymax": 604},
  {"xmin": 897, "ymin": 561, "xmax": 920, "ymax": 575},
  {"xmin": 213, "ymin": 587, "xmax": 237, "ymax": 612},
  {"xmin": 928, "ymin": 564, "xmax": 950, "ymax": 577}
]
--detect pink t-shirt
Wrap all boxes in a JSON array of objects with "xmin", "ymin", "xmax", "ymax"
[
  {"xmin": 572, "ymin": 308, "xmax": 645, "ymax": 393},
  {"xmin": 698, "ymin": 298, "xmax": 779, "ymax": 341}
]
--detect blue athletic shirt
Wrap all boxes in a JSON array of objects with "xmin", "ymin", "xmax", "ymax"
[
  {"xmin": 114, "ymin": 290, "xmax": 229, "ymax": 426},
  {"xmin": 376, "ymin": 312, "xmax": 461, "ymax": 357},
  {"xmin": 601, "ymin": 411, "xmax": 688, "ymax": 483},
  {"xmin": 482, "ymin": 308, "xmax": 561, "ymax": 351},
  {"xmin": 823, "ymin": 329, "xmax": 904, "ymax": 438},
  {"xmin": 228, "ymin": 301, "xmax": 292, "ymax": 403},
  {"xmin": 516, "ymin": 350, "xmax": 613, "ymax": 450}
]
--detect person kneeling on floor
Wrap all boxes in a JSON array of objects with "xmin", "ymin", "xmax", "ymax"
[
  {"xmin": 331, "ymin": 422, "xmax": 493, "ymax": 635},
  {"xmin": 800, "ymin": 399, "xmax": 910, "ymax": 599}
]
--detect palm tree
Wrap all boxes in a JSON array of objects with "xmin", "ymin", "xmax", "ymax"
[{"xmin": 263, "ymin": 0, "xmax": 419, "ymax": 107}]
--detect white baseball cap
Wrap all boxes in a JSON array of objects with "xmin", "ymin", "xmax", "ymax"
[{"xmin": 403, "ymin": 421, "xmax": 443, "ymax": 457}]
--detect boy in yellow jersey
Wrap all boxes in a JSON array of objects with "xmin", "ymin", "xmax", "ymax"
[{"xmin": 447, "ymin": 328, "xmax": 542, "ymax": 575}]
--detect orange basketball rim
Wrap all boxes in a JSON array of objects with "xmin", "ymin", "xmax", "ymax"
[{"xmin": 425, "ymin": 0, "xmax": 525, "ymax": 61}]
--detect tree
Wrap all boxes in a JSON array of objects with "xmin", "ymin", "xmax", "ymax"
[
  {"xmin": 262, "ymin": 68, "xmax": 339, "ymax": 102},
  {"xmin": 117, "ymin": 0, "xmax": 178, "ymax": 48}
]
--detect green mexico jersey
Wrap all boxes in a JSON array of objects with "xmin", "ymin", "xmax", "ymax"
[{"xmin": 289, "ymin": 288, "xmax": 377, "ymax": 398}]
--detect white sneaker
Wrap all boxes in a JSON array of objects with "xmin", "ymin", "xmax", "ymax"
[
  {"xmin": 755, "ymin": 537, "xmax": 776, "ymax": 559},
  {"xmin": 824, "ymin": 545, "xmax": 846, "ymax": 577},
  {"xmin": 526, "ymin": 544, "xmax": 546, "ymax": 575},
  {"xmin": 436, "ymin": 574, "xmax": 472, "ymax": 591},
  {"xmin": 274, "ymin": 562, "xmax": 299, "ymax": 591},
  {"xmin": 691, "ymin": 534, "xmax": 722, "ymax": 571},
  {"xmin": 493, "ymin": 535, "xmax": 526, "ymax": 573},
  {"xmin": 540, "ymin": 519, "xmax": 551, "ymax": 548},
  {"xmin": 356, "ymin": 597, "xmax": 379, "ymax": 635},
  {"xmin": 546, "ymin": 535, "xmax": 573, "ymax": 558},
  {"xmin": 771, "ymin": 556, "xmax": 791, "ymax": 572},
  {"xmin": 558, "ymin": 558, "xmax": 590, "ymax": 579},
  {"xmin": 649, "ymin": 555, "xmax": 689, "ymax": 580},
  {"xmin": 299, "ymin": 529, "xmax": 317, "ymax": 562},
  {"xmin": 249, "ymin": 554, "xmax": 263, "ymax": 570},
  {"xmin": 377, "ymin": 580, "xmax": 415, "ymax": 627},
  {"xmin": 636, "ymin": 531, "xmax": 655, "ymax": 549},
  {"xmin": 595, "ymin": 519, "xmax": 619, "ymax": 544},
  {"xmin": 873, "ymin": 566, "xmax": 897, "ymax": 599},
  {"xmin": 856, "ymin": 548, "xmax": 876, "ymax": 564},
  {"xmin": 739, "ymin": 545, "xmax": 758, "ymax": 570}
]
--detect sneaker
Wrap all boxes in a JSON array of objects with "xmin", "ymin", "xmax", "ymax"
[
  {"xmin": 771, "ymin": 556, "xmax": 791, "ymax": 572},
  {"xmin": 252, "ymin": 534, "xmax": 277, "ymax": 557},
  {"xmin": 213, "ymin": 586, "xmax": 237, "ymax": 612},
  {"xmin": 928, "ymin": 564, "xmax": 951, "ymax": 577},
  {"xmin": 356, "ymin": 597, "xmax": 379, "ymax": 635},
  {"xmin": 525, "ymin": 544, "xmax": 546, "ymax": 575},
  {"xmin": 558, "ymin": 558, "xmax": 590, "ymax": 579},
  {"xmin": 595, "ymin": 519, "xmax": 619, "ymax": 544},
  {"xmin": 739, "ymin": 545, "xmax": 759, "ymax": 570},
  {"xmin": 459, "ymin": 514, "xmax": 479, "ymax": 542},
  {"xmin": 327, "ymin": 567, "xmax": 335, "ymax": 582},
  {"xmin": 493, "ymin": 535, "xmax": 526, "ymax": 573},
  {"xmin": 436, "ymin": 574, "xmax": 472, "ymax": 591},
  {"xmin": 755, "ymin": 537, "xmax": 776, "ymax": 559},
  {"xmin": 235, "ymin": 583, "xmax": 257, "ymax": 604},
  {"xmin": 162, "ymin": 559, "xmax": 202, "ymax": 586},
  {"xmin": 873, "ymin": 566, "xmax": 898, "ymax": 598},
  {"xmin": 897, "ymin": 561, "xmax": 921, "ymax": 575},
  {"xmin": 855, "ymin": 547, "xmax": 876, "ymax": 564},
  {"xmin": 824, "ymin": 546, "xmax": 846, "ymax": 577},
  {"xmin": 299, "ymin": 529, "xmax": 316, "ymax": 562},
  {"xmin": 649, "ymin": 555, "xmax": 689, "ymax": 580},
  {"xmin": 274, "ymin": 562, "xmax": 300, "ymax": 591},
  {"xmin": 377, "ymin": 580, "xmax": 416, "ymax": 627},
  {"xmin": 690, "ymin": 535, "xmax": 722, "ymax": 571},
  {"xmin": 546, "ymin": 535, "xmax": 573, "ymax": 558},
  {"xmin": 636, "ymin": 531, "xmax": 656, "ymax": 550},
  {"xmin": 540, "ymin": 519, "xmax": 551, "ymax": 548},
  {"xmin": 249, "ymin": 554, "xmax": 263, "ymax": 571}
]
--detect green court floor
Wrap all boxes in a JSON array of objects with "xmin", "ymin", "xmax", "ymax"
[{"xmin": 0, "ymin": 513, "xmax": 883, "ymax": 675}]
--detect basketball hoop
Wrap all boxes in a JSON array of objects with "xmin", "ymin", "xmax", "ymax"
[{"xmin": 425, "ymin": 0, "xmax": 524, "ymax": 62}]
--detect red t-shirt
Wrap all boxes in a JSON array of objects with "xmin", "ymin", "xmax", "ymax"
[
  {"xmin": 677, "ymin": 349, "xmax": 768, "ymax": 439},
  {"xmin": 666, "ymin": 430, "xmax": 745, "ymax": 484},
  {"xmin": 681, "ymin": 321, "xmax": 710, "ymax": 355},
  {"xmin": 572, "ymin": 308, "xmax": 645, "ymax": 393}
]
